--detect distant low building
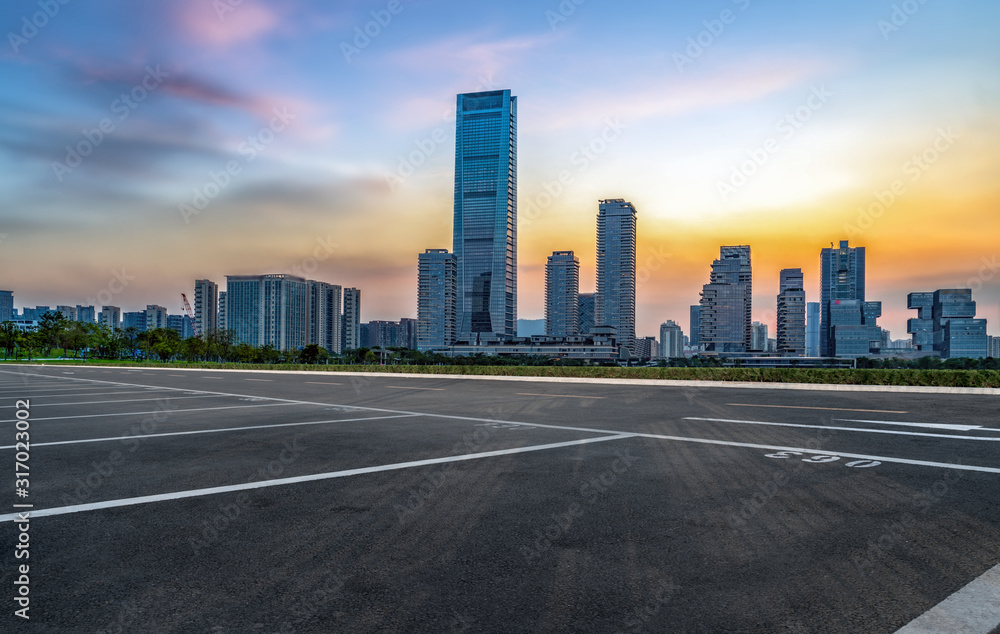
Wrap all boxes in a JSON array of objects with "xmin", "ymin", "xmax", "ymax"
[
  {"xmin": 908, "ymin": 289, "xmax": 987, "ymax": 358},
  {"xmin": 659, "ymin": 321, "xmax": 683, "ymax": 358}
]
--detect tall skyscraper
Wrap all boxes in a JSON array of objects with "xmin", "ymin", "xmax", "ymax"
[
  {"xmin": 57, "ymin": 305, "xmax": 78, "ymax": 321},
  {"xmin": 689, "ymin": 305, "xmax": 701, "ymax": 348},
  {"xmin": 805, "ymin": 302, "xmax": 820, "ymax": 357},
  {"xmin": 0, "ymin": 290, "xmax": 12, "ymax": 322},
  {"xmin": 308, "ymin": 281, "xmax": 342, "ymax": 354},
  {"xmin": 699, "ymin": 246, "xmax": 752, "ymax": 353},
  {"xmin": 453, "ymin": 89, "xmax": 517, "ymax": 341},
  {"xmin": 226, "ymin": 275, "xmax": 308, "ymax": 350},
  {"xmin": 417, "ymin": 249, "xmax": 458, "ymax": 350},
  {"xmin": 545, "ymin": 251, "xmax": 580, "ymax": 337},
  {"xmin": 578, "ymin": 293, "xmax": 595, "ymax": 335},
  {"xmin": 659, "ymin": 320, "xmax": 683, "ymax": 358},
  {"xmin": 75, "ymin": 305, "xmax": 95, "ymax": 324},
  {"xmin": 596, "ymin": 199, "xmax": 637, "ymax": 352},
  {"xmin": 194, "ymin": 279, "xmax": 219, "ymax": 336},
  {"xmin": 342, "ymin": 287, "xmax": 361, "ymax": 351},
  {"xmin": 820, "ymin": 240, "xmax": 866, "ymax": 356},
  {"xmin": 776, "ymin": 268, "xmax": 806, "ymax": 356},
  {"xmin": 751, "ymin": 322, "xmax": 768, "ymax": 352}
]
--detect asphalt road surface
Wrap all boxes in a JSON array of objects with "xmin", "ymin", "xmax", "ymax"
[{"xmin": 1, "ymin": 365, "xmax": 998, "ymax": 633}]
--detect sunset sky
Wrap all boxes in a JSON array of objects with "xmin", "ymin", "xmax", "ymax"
[{"xmin": 1, "ymin": 0, "xmax": 998, "ymax": 339}]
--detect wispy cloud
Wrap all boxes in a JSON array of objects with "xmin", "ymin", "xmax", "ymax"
[{"xmin": 174, "ymin": 0, "xmax": 282, "ymax": 49}]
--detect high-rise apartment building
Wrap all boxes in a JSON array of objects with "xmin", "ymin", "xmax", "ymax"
[
  {"xmin": 751, "ymin": 322, "xmax": 768, "ymax": 352},
  {"xmin": 226, "ymin": 275, "xmax": 308, "ymax": 350},
  {"xmin": 805, "ymin": 302, "xmax": 820, "ymax": 357},
  {"xmin": 122, "ymin": 311, "xmax": 144, "ymax": 331},
  {"xmin": 308, "ymin": 281, "xmax": 342, "ymax": 354},
  {"xmin": 98, "ymin": 306, "xmax": 121, "ymax": 332},
  {"xmin": 545, "ymin": 251, "xmax": 580, "ymax": 337},
  {"xmin": 218, "ymin": 291, "xmax": 227, "ymax": 332},
  {"xmin": 0, "ymin": 290, "xmax": 12, "ymax": 322},
  {"xmin": 75, "ymin": 305, "xmax": 95, "ymax": 323},
  {"xmin": 194, "ymin": 279, "xmax": 219, "ymax": 336},
  {"xmin": 820, "ymin": 240, "xmax": 867, "ymax": 356},
  {"xmin": 659, "ymin": 320, "xmax": 683, "ymax": 358},
  {"xmin": 342, "ymin": 287, "xmax": 361, "ymax": 351},
  {"xmin": 578, "ymin": 293, "xmax": 595, "ymax": 335},
  {"xmin": 776, "ymin": 268, "xmax": 806, "ymax": 356},
  {"xmin": 144, "ymin": 305, "xmax": 168, "ymax": 331},
  {"xmin": 57, "ymin": 305, "xmax": 78, "ymax": 321},
  {"xmin": 453, "ymin": 89, "xmax": 517, "ymax": 340},
  {"xmin": 596, "ymin": 199, "xmax": 637, "ymax": 352},
  {"xmin": 699, "ymin": 246, "xmax": 752, "ymax": 353},
  {"xmin": 417, "ymin": 249, "xmax": 458, "ymax": 350}
]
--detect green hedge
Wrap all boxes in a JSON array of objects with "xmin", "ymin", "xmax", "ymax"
[{"xmin": 14, "ymin": 360, "xmax": 1000, "ymax": 388}]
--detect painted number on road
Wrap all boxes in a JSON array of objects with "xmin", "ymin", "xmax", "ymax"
[{"xmin": 764, "ymin": 451, "xmax": 880, "ymax": 469}]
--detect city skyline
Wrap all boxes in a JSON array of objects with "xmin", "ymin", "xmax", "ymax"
[{"xmin": 1, "ymin": 1, "xmax": 999, "ymax": 340}]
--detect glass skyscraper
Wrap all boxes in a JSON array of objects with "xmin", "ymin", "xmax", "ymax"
[
  {"xmin": 596, "ymin": 199, "xmax": 637, "ymax": 352},
  {"xmin": 776, "ymin": 268, "xmax": 806, "ymax": 356},
  {"xmin": 820, "ymin": 240, "xmax": 866, "ymax": 356},
  {"xmin": 453, "ymin": 89, "xmax": 517, "ymax": 341}
]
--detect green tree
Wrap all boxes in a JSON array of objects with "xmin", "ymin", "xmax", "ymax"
[
  {"xmin": 0, "ymin": 322, "xmax": 19, "ymax": 360},
  {"xmin": 37, "ymin": 311, "xmax": 67, "ymax": 356}
]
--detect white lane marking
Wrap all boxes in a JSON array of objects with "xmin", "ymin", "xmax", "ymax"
[
  {"xmin": 895, "ymin": 563, "xmax": 1000, "ymax": 634},
  {"xmin": 0, "ymin": 402, "xmax": 304, "ymax": 424},
  {"xmin": 727, "ymin": 402, "xmax": 908, "ymax": 414},
  {"xmin": 0, "ymin": 414, "xmax": 421, "ymax": 449},
  {"xmin": 0, "ymin": 434, "xmax": 636, "ymax": 522},
  {"xmin": 7, "ymin": 395, "xmax": 230, "ymax": 408},
  {"xmin": 0, "ymin": 385, "xmax": 144, "ymax": 394},
  {"xmin": 683, "ymin": 417, "xmax": 1000, "ymax": 442},
  {"xmin": 4, "ymin": 369, "xmax": 999, "ymax": 474},
  {"xmin": 0, "ymin": 389, "xmax": 178, "ymax": 400},
  {"xmin": 385, "ymin": 386, "xmax": 445, "ymax": 391},
  {"xmin": 515, "ymin": 392, "xmax": 606, "ymax": 399},
  {"xmin": 245, "ymin": 378, "xmax": 273, "ymax": 382},
  {"xmin": 836, "ymin": 419, "xmax": 984, "ymax": 432}
]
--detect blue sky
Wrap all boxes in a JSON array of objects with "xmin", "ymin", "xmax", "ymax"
[{"xmin": 2, "ymin": 0, "xmax": 999, "ymax": 338}]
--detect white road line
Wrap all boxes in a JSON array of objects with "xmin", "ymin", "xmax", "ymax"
[
  {"xmin": 727, "ymin": 403, "xmax": 908, "ymax": 414},
  {"xmin": 895, "ymin": 563, "xmax": 1000, "ymax": 634},
  {"xmin": 835, "ymin": 419, "xmax": 984, "ymax": 432},
  {"xmin": 0, "ymin": 434, "xmax": 636, "ymax": 522},
  {"xmin": 2, "ymin": 389, "xmax": 178, "ymax": 400},
  {"xmin": 385, "ymin": 386, "xmax": 445, "ymax": 391},
  {"xmin": 245, "ymin": 378, "xmax": 273, "ymax": 382},
  {"xmin": 7, "ymin": 395, "xmax": 230, "ymax": 408},
  {"xmin": 0, "ymin": 402, "xmax": 305, "ymax": 424},
  {"xmin": 4, "ymin": 369, "xmax": 998, "ymax": 474},
  {"xmin": 0, "ymin": 414, "xmax": 421, "ymax": 449},
  {"xmin": 516, "ymin": 392, "xmax": 606, "ymax": 399},
  {"xmin": 683, "ymin": 417, "xmax": 1000, "ymax": 442}
]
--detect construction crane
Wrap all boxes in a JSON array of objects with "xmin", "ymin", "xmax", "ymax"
[{"xmin": 181, "ymin": 293, "xmax": 201, "ymax": 338}]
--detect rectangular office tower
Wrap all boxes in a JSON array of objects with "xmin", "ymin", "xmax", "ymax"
[
  {"xmin": 0, "ymin": 290, "xmax": 12, "ymax": 322},
  {"xmin": 417, "ymin": 249, "xmax": 458, "ymax": 350},
  {"xmin": 308, "ymin": 281, "xmax": 342, "ymax": 354},
  {"xmin": 226, "ymin": 274, "xmax": 309, "ymax": 350},
  {"xmin": 453, "ymin": 89, "xmax": 517, "ymax": 341},
  {"xmin": 908, "ymin": 289, "xmax": 987, "ymax": 358},
  {"xmin": 776, "ymin": 268, "xmax": 806, "ymax": 356},
  {"xmin": 98, "ymin": 306, "xmax": 121, "ymax": 332},
  {"xmin": 699, "ymin": 246, "xmax": 752, "ymax": 353},
  {"xmin": 660, "ymin": 320, "xmax": 683, "ymax": 358},
  {"xmin": 596, "ymin": 199, "xmax": 637, "ymax": 352},
  {"xmin": 342, "ymin": 287, "xmax": 361, "ymax": 351},
  {"xmin": 194, "ymin": 279, "xmax": 219, "ymax": 336},
  {"xmin": 805, "ymin": 302, "xmax": 820, "ymax": 357},
  {"xmin": 578, "ymin": 293, "xmax": 595, "ymax": 335},
  {"xmin": 820, "ymin": 240, "xmax": 866, "ymax": 356},
  {"xmin": 545, "ymin": 251, "xmax": 580, "ymax": 337}
]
